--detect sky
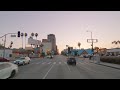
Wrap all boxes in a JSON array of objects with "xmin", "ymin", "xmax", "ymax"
[{"xmin": 0, "ymin": 11, "xmax": 120, "ymax": 52}]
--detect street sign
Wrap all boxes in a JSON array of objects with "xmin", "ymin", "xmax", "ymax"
[
  {"xmin": 11, "ymin": 35, "xmax": 16, "ymax": 37},
  {"xmin": 87, "ymin": 39, "xmax": 98, "ymax": 43}
]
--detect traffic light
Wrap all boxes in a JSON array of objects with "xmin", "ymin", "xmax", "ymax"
[{"xmin": 18, "ymin": 31, "xmax": 20, "ymax": 37}]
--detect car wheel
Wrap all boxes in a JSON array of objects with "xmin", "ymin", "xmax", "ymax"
[
  {"xmin": 22, "ymin": 62, "xmax": 25, "ymax": 65},
  {"xmin": 28, "ymin": 61, "xmax": 30, "ymax": 64},
  {"xmin": 73, "ymin": 62, "xmax": 76, "ymax": 66},
  {"xmin": 10, "ymin": 70, "xmax": 16, "ymax": 78}
]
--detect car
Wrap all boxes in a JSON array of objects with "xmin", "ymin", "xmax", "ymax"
[
  {"xmin": 14, "ymin": 56, "xmax": 31, "ymax": 66},
  {"xmin": 0, "ymin": 57, "xmax": 10, "ymax": 62},
  {"xmin": 47, "ymin": 55, "xmax": 53, "ymax": 59},
  {"xmin": 0, "ymin": 62, "xmax": 18, "ymax": 79},
  {"xmin": 67, "ymin": 57, "xmax": 76, "ymax": 65}
]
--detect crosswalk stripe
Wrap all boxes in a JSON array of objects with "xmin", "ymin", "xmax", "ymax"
[
  {"xmin": 59, "ymin": 62, "xmax": 61, "ymax": 64},
  {"xmin": 64, "ymin": 62, "xmax": 67, "ymax": 64},
  {"xmin": 36, "ymin": 62, "xmax": 42, "ymax": 64},
  {"xmin": 48, "ymin": 62, "xmax": 51, "ymax": 64},
  {"xmin": 53, "ymin": 62, "xmax": 56, "ymax": 64},
  {"xmin": 42, "ymin": 62, "xmax": 46, "ymax": 64}
]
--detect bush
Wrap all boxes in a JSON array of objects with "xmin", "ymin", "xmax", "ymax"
[{"xmin": 100, "ymin": 56, "xmax": 120, "ymax": 64}]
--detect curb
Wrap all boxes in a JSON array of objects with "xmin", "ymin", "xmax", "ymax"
[
  {"xmin": 89, "ymin": 61, "xmax": 120, "ymax": 70},
  {"xmin": 98, "ymin": 63, "xmax": 120, "ymax": 70}
]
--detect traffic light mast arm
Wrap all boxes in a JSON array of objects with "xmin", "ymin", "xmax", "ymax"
[{"xmin": 0, "ymin": 33, "xmax": 17, "ymax": 38}]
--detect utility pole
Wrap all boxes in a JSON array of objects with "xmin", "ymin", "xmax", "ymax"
[{"xmin": 3, "ymin": 35, "xmax": 6, "ymax": 59}]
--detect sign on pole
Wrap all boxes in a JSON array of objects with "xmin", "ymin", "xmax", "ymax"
[{"xmin": 11, "ymin": 35, "xmax": 16, "ymax": 37}]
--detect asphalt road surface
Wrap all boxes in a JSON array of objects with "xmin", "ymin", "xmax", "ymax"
[{"xmin": 12, "ymin": 55, "xmax": 120, "ymax": 79}]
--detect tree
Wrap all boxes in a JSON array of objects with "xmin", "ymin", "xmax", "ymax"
[
  {"xmin": 21, "ymin": 33, "xmax": 24, "ymax": 49},
  {"xmin": 94, "ymin": 47, "xmax": 99, "ymax": 53},
  {"xmin": 35, "ymin": 33, "xmax": 38, "ymax": 40},
  {"xmin": 78, "ymin": 42, "xmax": 81, "ymax": 49},
  {"xmin": 25, "ymin": 33, "xmax": 27, "ymax": 48},
  {"xmin": 112, "ymin": 40, "xmax": 120, "ymax": 48},
  {"xmin": 31, "ymin": 33, "xmax": 34, "ymax": 38}
]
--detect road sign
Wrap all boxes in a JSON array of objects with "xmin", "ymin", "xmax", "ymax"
[{"xmin": 11, "ymin": 35, "xmax": 16, "ymax": 37}]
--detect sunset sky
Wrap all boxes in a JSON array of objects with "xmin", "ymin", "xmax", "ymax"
[{"xmin": 0, "ymin": 11, "xmax": 120, "ymax": 52}]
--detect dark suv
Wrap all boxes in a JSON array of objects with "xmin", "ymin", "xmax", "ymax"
[{"xmin": 67, "ymin": 57, "xmax": 76, "ymax": 65}]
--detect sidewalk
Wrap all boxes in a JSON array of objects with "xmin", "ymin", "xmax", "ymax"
[
  {"xmin": 89, "ymin": 59, "xmax": 120, "ymax": 70},
  {"xmin": 77, "ymin": 57, "xmax": 120, "ymax": 70}
]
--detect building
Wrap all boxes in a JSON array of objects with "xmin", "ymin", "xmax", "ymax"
[
  {"xmin": 71, "ymin": 49, "xmax": 93, "ymax": 56},
  {"xmin": 106, "ymin": 48, "xmax": 120, "ymax": 56},
  {"xmin": 42, "ymin": 42, "xmax": 52, "ymax": 55},
  {"xmin": 47, "ymin": 34, "xmax": 56, "ymax": 53},
  {"xmin": 0, "ymin": 49, "xmax": 12, "ymax": 59},
  {"xmin": 28, "ymin": 37, "xmax": 41, "ymax": 48},
  {"xmin": 42, "ymin": 39, "xmax": 48, "ymax": 42}
]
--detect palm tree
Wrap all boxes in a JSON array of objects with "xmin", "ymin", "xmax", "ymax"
[
  {"xmin": 35, "ymin": 33, "xmax": 38, "ymax": 40},
  {"xmin": 31, "ymin": 33, "xmax": 34, "ymax": 38},
  {"xmin": 21, "ymin": 33, "xmax": 24, "ymax": 49},
  {"xmin": 25, "ymin": 33, "xmax": 27, "ymax": 48},
  {"xmin": 31, "ymin": 33, "xmax": 34, "ymax": 47},
  {"xmin": 78, "ymin": 42, "xmax": 81, "ymax": 49},
  {"xmin": 112, "ymin": 40, "xmax": 120, "ymax": 48}
]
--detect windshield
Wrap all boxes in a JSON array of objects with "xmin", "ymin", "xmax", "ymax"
[
  {"xmin": 19, "ymin": 57, "xmax": 25, "ymax": 60},
  {"xmin": 1, "ymin": 11, "xmax": 120, "ymax": 79}
]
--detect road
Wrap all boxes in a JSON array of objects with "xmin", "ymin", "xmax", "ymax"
[{"xmin": 12, "ymin": 55, "xmax": 120, "ymax": 79}]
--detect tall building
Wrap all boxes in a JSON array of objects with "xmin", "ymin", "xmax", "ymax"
[{"xmin": 47, "ymin": 34, "xmax": 56, "ymax": 53}]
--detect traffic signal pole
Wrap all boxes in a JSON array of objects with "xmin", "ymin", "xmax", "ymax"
[{"xmin": 0, "ymin": 33, "xmax": 17, "ymax": 58}]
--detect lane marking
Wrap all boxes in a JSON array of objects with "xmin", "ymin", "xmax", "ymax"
[
  {"xmin": 48, "ymin": 62, "xmax": 51, "ymax": 64},
  {"xmin": 42, "ymin": 64, "xmax": 54, "ymax": 79},
  {"xmin": 64, "ymin": 62, "xmax": 71, "ymax": 72},
  {"xmin": 64, "ymin": 62, "xmax": 67, "ymax": 64},
  {"xmin": 78, "ymin": 62, "xmax": 98, "ymax": 73},
  {"xmin": 53, "ymin": 62, "xmax": 56, "ymax": 64},
  {"xmin": 59, "ymin": 62, "xmax": 61, "ymax": 64},
  {"xmin": 36, "ymin": 62, "xmax": 42, "ymax": 64},
  {"xmin": 42, "ymin": 62, "xmax": 46, "ymax": 64}
]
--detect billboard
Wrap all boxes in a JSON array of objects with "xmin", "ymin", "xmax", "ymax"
[{"xmin": 28, "ymin": 37, "xmax": 41, "ymax": 46}]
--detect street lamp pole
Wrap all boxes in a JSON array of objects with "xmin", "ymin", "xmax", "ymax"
[{"xmin": 87, "ymin": 31, "xmax": 94, "ymax": 53}]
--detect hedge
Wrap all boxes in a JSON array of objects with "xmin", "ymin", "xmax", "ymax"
[{"xmin": 100, "ymin": 56, "xmax": 120, "ymax": 64}]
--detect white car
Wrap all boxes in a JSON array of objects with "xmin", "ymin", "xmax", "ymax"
[
  {"xmin": 0, "ymin": 62, "xmax": 18, "ymax": 79},
  {"xmin": 14, "ymin": 57, "xmax": 31, "ymax": 65},
  {"xmin": 47, "ymin": 55, "xmax": 53, "ymax": 59}
]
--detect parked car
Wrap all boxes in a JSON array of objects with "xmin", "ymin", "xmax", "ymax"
[
  {"xmin": 0, "ymin": 62, "xmax": 18, "ymax": 79},
  {"xmin": 14, "ymin": 56, "xmax": 31, "ymax": 65},
  {"xmin": 67, "ymin": 57, "xmax": 76, "ymax": 65},
  {"xmin": 0, "ymin": 57, "xmax": 10, "ymax": 62}
]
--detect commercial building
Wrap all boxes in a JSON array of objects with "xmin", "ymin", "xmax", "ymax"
[
  {"xmin": 0, "ymin": 49, "xmax": 12, "ymax": 59},
  {"xmin": 47, "ymin": 34, "xmax": 56, "ymax": 53},
  {"xmin": 106, "ymin": 48, "xmax": 120, "ymax": 56},
  {"xmin": 42, "ymin": 42, "xmax": 52, "ymax": 55}
]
